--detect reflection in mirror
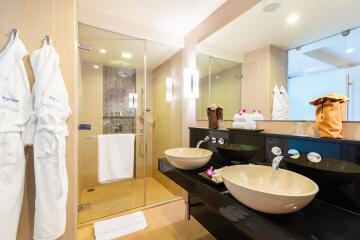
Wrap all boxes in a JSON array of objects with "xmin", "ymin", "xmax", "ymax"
[
  {"xmin": 196, "ymin": 0, "xmax": 360, "ymax": 122},
  {"xmin": 196, "ymin": 53, "xmax": 210, "ymax": 120},
  {"xmin": 288, "ymin": 27, "xmax": 360, "ymax": 121},
  {"xmin": 196, "ymin": 53, "xmax": 242, "ymax": 120}
]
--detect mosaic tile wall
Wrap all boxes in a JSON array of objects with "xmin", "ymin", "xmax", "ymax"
[{"xmin": 103, "ymin": 66, "xmax": 136, "ymax": 134}]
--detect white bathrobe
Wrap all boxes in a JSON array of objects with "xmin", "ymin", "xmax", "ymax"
[
  {"xmin": 272, "ymin": 84, "xmax": 290, "ymax": 120},
  {"xmin": 30, "ymin": 41, "xmax": 71, "ymax": 240},
  {"xmin": 280, "ymin": 86, "xmax": 291, "ymax": 119},
  {"xmin": 0, "ymin": 36, "xmax": 33, "ymax": 240}
]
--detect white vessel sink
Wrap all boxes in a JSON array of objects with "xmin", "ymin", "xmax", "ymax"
[
  {"xmin": 164, "ymin": 148, "xmax": 212, "ymax": 170},
  {"xmin": 221, "ymin": 165, "xmax": 319, "ymax": 214}
]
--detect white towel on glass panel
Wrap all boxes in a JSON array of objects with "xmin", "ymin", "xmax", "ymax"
[{"xmin": 98, "ymin": 134, "xmax": 135, "ymax": 183}]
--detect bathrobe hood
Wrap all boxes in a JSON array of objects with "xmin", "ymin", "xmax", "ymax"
[{"xmin": 30, "ymin": 44, "xmax": 71, "ymax": 135}]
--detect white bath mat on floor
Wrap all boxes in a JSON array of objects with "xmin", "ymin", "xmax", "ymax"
[{"xmin": 93, "ymin": 211, "xmax": 148, "ymax": 240}]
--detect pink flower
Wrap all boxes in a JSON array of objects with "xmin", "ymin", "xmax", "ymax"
[
  {"xmin": 239, "ymin": 108, "xmax": 247, "ymax": 114},
  {"xmin": 206, "ymin": 166, "xmax": 215, "ymax": 178}
]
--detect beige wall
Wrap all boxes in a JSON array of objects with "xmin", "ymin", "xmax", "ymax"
[
  {"xmin": 241, "ymin": 45, "xmax": 288, "ymax": 119},
  {"xmin": 79, "ymin": 61, "xmax": 103, "ymax": 191},
  {"xmin": 152, "ymin": 51, "xmax": 185, "ymax": 196},
  {"xmin": 241, "ymin": 46, "xmax": 271, "ymax": 118},
  {"xmin": 0, "ymin": 0, "xmax": 77, "ymax": 239},
  {"xmin": 211, "ymin": 64, "xmax": 242, "ymax": 120},
  {"xmin": 269, "ymin": 44, "xmax": 288, "ymax": 89},
  {"xmin": 197, "ymin": 64, "xmax": 242, "ymax": 120},
  {"xmin": 196, "ymin": 74, "xmax": 210, "ymax": 120}
]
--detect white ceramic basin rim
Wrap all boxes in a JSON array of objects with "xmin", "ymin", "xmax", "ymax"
[
  {"xmin": 221, "ymin": 165, "xmax": 319, "ymax": 214},
  {"xmin": 164, "ymin": 148, "xmax": 212, "ymax": 170}
]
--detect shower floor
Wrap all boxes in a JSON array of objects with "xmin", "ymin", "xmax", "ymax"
[{"xmin": 79, "ymin": 177, "xmax": 175, "ymax": 223}]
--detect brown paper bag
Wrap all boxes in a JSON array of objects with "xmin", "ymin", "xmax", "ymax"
[{"xmin": 309, "ymin": 93, "xmax": 349, "ymax": 138}]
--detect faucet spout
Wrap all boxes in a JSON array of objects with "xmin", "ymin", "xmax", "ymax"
[
  {"xmin": 196, "ymin": 136, "xmax": 210, "ymax": 148},
  {"xmin": 272, "ymin": 156, "xmax": 284, "ymax": 170}
]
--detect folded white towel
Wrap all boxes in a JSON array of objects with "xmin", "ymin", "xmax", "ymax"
[
  {"xmin": 98, "ymin": 134, "xmax": 135, "ymax": 184},
  {"xmin": 233, "ymin": 113, "xmax": 264, "ymax": 122},
  {"xmin": 233, "ymin": 113, "xmax": 247, "ymax": 122},
  {"xmin": 242, "ymin": 113, "xmax": 264, "ymax": 121},
  {"xmin": 232, "ymin": 121, "xmax": 257, "ymax": 130},
  {"xmin": 94, "ymin": 211, "xmax": 147, "ymax": 240}
]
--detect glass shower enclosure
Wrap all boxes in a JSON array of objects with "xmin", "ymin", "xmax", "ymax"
[{"xmin": 78, "ymin": 24, "xmax": 180, "ymax": 223}]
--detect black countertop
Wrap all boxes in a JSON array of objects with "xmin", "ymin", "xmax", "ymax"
[{"xmin": 159, "ymin": 158, "xmax": 360, "ymax": 240}]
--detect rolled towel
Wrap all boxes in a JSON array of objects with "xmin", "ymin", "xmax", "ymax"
[
  {"xmin": 233, "ymin": 113, "xmax": 247, "ymax": 122},
  {"xmin": 239, "ymin": 113, "xmax": 264, "ymax": 122},
  {"xmin": 232, "ymin": 121, "xmax": 256, "ymax": 130},
  {"xmin": 243, "ymin": 113, "xmax": 264, "ymax": 121},
  {"xmin": 253, "ymin": 113, "xmax": 264, "ymax": 121}
]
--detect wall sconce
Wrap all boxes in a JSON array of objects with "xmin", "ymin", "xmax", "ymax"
[
  {"xmin": 166, "ymin": 77, "xmax": 174, "ymax": 102},
  {"xmin": 183, "ymin": 67, "xmax": 199, "ymax": 98},
  {"xmin": 129, "ymin": 92, "xmax": 138, "ymax": 109}
]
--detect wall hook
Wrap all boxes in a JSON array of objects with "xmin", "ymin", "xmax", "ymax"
[
  {"xmin": 45, "ymin": 35, "xmax": 51, "ymax": 45},
  {"xmin": 10, "ymin": 28, "xmax": 18, "ymax": 39}
]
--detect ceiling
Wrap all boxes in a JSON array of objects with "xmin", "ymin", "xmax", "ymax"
[
  {"xmin": 79, "ymin": 24, "xmax": 180, "ymax": 70},
  {"xmin": 78, "ymin": 0, "xmax": 226, "ymax": 37},
  {"xmin": 198, "ymin": 0, "xmax": 360, "ymax": 60}
]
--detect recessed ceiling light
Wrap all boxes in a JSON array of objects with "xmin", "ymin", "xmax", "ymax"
[
  {"xmin": 93, "ymin": 65, "xmax": 99, "ymax": 69},
  {"xmin": 286, "ymin": 14, "xmax": 299, "ymax": 25},
  {"xmin": 121, "ymin": 52, "xmax": 133, "ymax": 59},
  {"xmin": 346, "ymin": 48, "xmax": 355, "ymax": 53},
  {"xmin": 99, "ymin": 48, "xmax": 107, "ymax": 54}
]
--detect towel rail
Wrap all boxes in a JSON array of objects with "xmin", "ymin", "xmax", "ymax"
[{"xmin": 86, "ymin": 134, "xmax": 143, "ymax": 140}]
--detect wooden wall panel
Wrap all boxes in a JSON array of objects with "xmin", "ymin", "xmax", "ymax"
[{"xmin": 0, "ymin": 0, "xmax": 77, "ymax": 239}]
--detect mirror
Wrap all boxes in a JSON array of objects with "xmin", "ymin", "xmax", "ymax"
[
  {"xmin": 197, "ymin": 0, "xmax": 360, "ymax": 121},
  {"xmin": 196, "ymin": 53, "xmax": 242, "ymax": 120}
]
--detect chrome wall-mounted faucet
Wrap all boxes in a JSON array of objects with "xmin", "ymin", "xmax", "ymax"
[
  {"xmin": 271, "ymin": 147, "xmax": 300, "ymax": 170},
  {"xmin": 196, "ymin": 136, "xmax": 210, "ymax": 148},
  {"xmin": 271, "ymin": 146, "xmax": 322, "ymax": 170},
  {"xmin": 196, "ymin": 136, "xmax": 225, "ymax": 148}
]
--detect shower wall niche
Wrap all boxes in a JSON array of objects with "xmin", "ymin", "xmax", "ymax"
[{"xmin": 103, "ymin": 66, "xmax": 136, "ymax": 134}]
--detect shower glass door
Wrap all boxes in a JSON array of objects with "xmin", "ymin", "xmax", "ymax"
[{"xmin": 78, "ymin": 24, "xmax": 146, "ymax": 223}]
